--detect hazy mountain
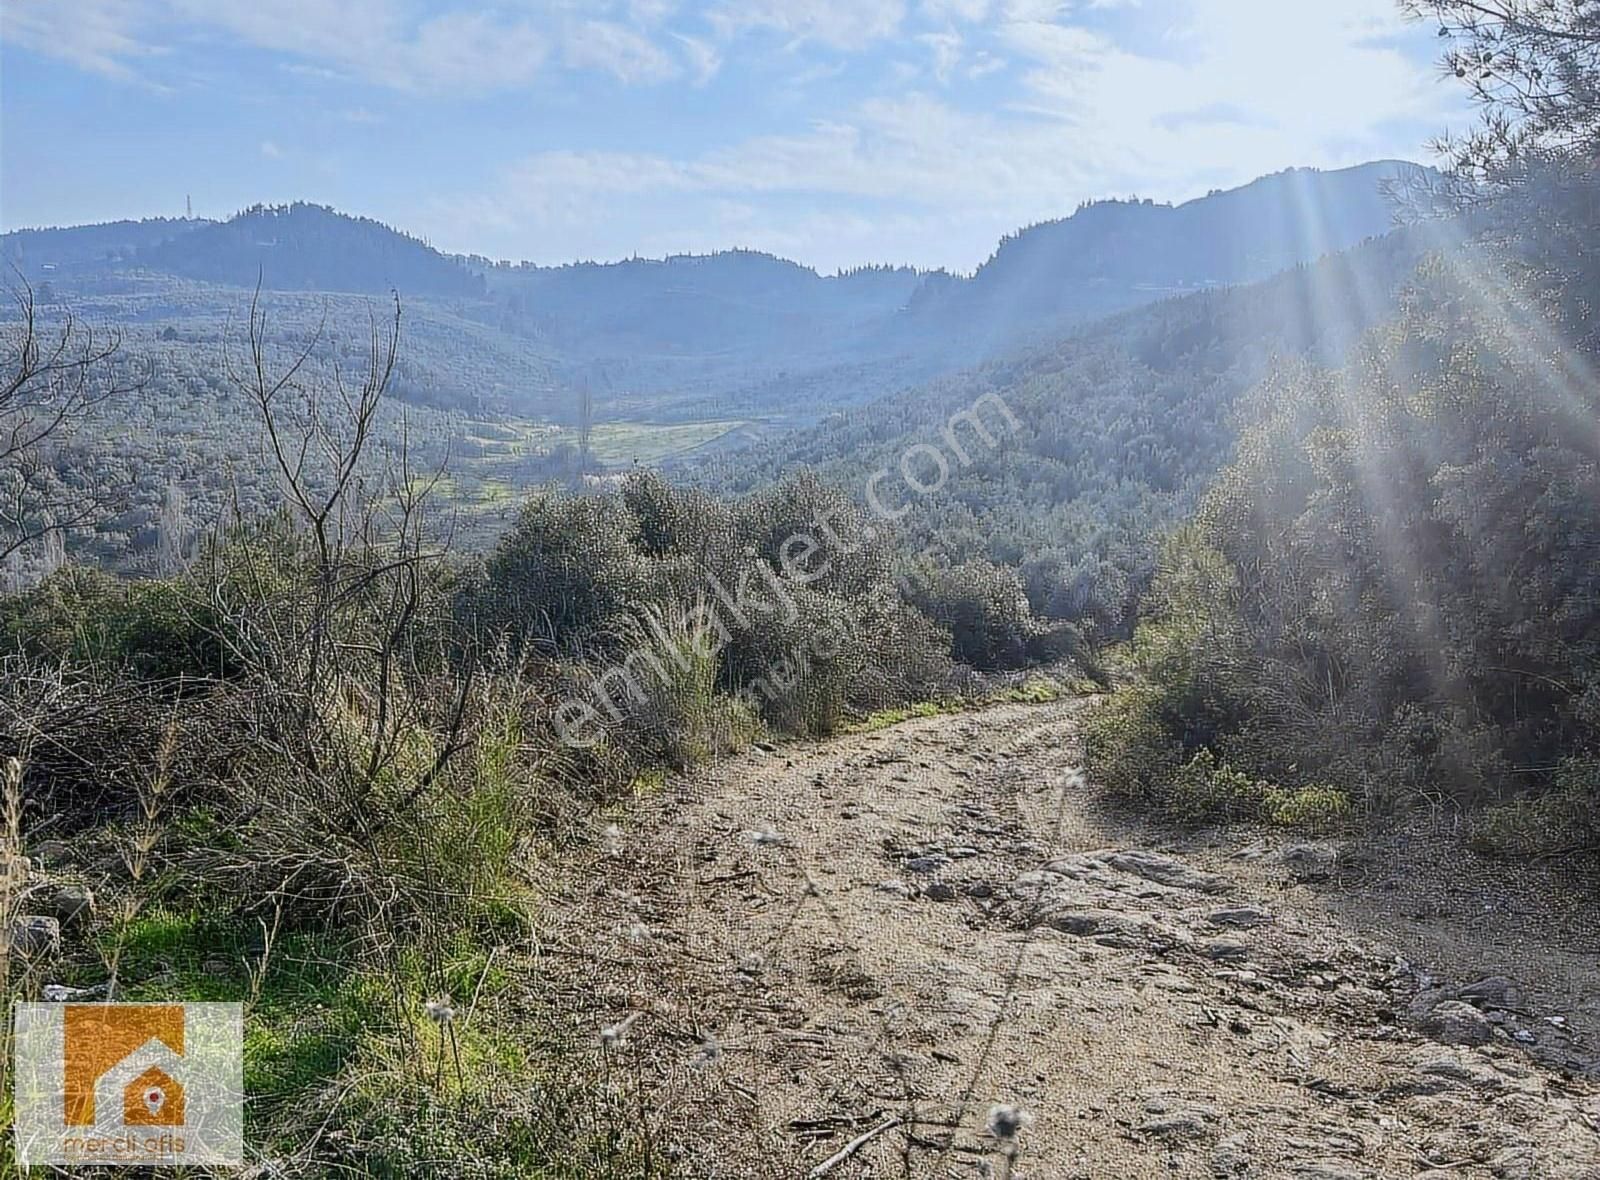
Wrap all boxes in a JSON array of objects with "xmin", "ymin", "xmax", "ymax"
[
  {"xmin": 1, "ymin": 161, "xmax": 1431, "ymax": 424},
  {"xmin": 0, "ymin": 216, "xmax": 212, "ymax": 273},
  {"xmin": 881, "ymin": 160, "xmax": 1427, "ymax": 363},
  {"xmin": 482, "ymin": 251, "xmax": 925, "ymax": 384},
  {"xmin": 140, "ymin": 203, "xmax": 487, "ymax": 297},
  {"xmin": 3, "ymin": 204, "xmax": 483, "ymax": 298},
  {"xmin": 703, "ymin": 221, "xmax": 1434, "ymax": 623}
]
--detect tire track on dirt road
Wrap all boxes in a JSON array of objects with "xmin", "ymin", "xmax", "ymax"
[{"xmin": 551, "ymin": 698, "xmax": 1600, "ymax": 1178}]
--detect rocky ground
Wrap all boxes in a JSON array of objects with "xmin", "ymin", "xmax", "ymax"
[{"xmin": 544, "ymin": 698, "xmax": 1600, "ymax": 1178}]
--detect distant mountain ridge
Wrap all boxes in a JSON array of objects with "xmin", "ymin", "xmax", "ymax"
[
  {"xmin": 141, "ymin": 203, "xmax": 487, "ymax": 297},
  {"xmin": 0, "ymin": 160, "xmax": 1435, "ymax": 421},
  {"xmin": 0, "ymin": 216, "xmax": 211, "ymax": 272},
  {"xmin": 488, "ymin": 250, "xmax": 926, "ymax": 360},
  {"xmin": 882, "ymin": 160, "xmax": 1428, "ymax": 363}
]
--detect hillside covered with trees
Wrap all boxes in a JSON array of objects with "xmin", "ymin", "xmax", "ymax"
[{"xmin": 1080, "ymin": 0, "xmax": 1600, "ymax": 857}]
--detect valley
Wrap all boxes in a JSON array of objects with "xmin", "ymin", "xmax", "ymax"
[{"xmin": 0, "ymin": 162, "xmax": 1423, "ymax": 583}]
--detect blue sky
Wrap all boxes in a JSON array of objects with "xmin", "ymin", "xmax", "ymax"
[{"xmin": 1, "ymin": 0, "xmax": 1473, "ymax": 273}]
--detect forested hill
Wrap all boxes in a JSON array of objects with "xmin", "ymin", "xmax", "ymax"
[
  {"xmin": 2, "ymin": 162, "xmax": 1426, "ymax": 422},
  {"xmin": 480, "ymin": 161, "xmax": 1428, "ymax": 382},
  {"xmin": 0, "ymin": 216, "xmax": 212, "ymax": 272},
  {"xmin": 3, "ymin": 204, "xmax": 484, "ymax": 298},
  {"xmin": 706, "ymin": 221, "xmax": 1434, "ymax": 633},
  {"xmin": 141, "ymin": 204, "xmax": 487, "ymax": 297},
  {"xmin": 485, "ymin": 251, "xmax": 926, "ymax": 365},
  {"xmin": 881, "ymin": 160, "xmax": 1427, "ymax": 363}
]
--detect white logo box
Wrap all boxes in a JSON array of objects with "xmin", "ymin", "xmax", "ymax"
[{"xmin": 13, "ymin": 1002, "xmax": 243, "ymax": 1166}]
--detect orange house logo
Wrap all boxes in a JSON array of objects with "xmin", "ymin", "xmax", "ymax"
[
  {"xmin": 12, "ymin": 1001, "xmax": 242, "ymax": 1166},
  {"xmin": 64, "ymin": 1004, "xmax": 187, "ymax": 1128}
]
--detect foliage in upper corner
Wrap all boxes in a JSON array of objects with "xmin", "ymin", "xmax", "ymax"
[{"xmin": 1085, "ymin": 193, "xmax": 1600, "ymax": 849}]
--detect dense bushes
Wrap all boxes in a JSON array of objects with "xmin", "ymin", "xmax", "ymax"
[
  {"xmin": 905, "ymin": 560, "xmax": 1035, "ymax": 669},
  {"xmin": 1086, "ymin": 197, "xmax": 1600, "ymax": 851},
  {"xmin": 0, "ymin": 565, "xmax": 237, "ymax": 679},
  {"xmin": 472, "ymin": 471, "xmax": 976, "ymax": 749},
  {"xmin": 1201, "ymin": 245, "xmax": 1600, "ymax": 837},
  {"xmin": 1081, "ymin": 531, "xmax": 1350, "ymax": 828}
]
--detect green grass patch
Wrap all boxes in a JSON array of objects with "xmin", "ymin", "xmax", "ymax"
[
  {"xmin": 844, "ymin": 699, "xmax": 954, "ymax": 734},
  {"xmin": 627, "ymin": 767, "xmax": 668, "ymax": 796},
  {"xmin": 991, "ymin": 675, "xmax": 1073, "ymax": 704},
  {"xmin": 842, "ymin": 675, "xmax": 1077, "ymax": 735},
  {"xmin": 92, "ymin": 906, "xmax": 378, "ymax": 1112},
  {"xmin": 586, "ymin": 420, "xmax": 747, "ymax": 465}
]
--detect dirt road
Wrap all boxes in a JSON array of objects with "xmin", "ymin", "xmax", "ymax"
[{"xmin": 549, "ymin": 698, "xmax": 1600, "ymax": 1178}]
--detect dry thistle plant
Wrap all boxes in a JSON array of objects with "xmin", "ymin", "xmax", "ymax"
[
  {"xmin": 245, "ymin": 900, "xmax": 284, "ymax": 1014},
  {"xmin": 985, "ymin": 1103, "xmax": 1032, "ymax": 1180},
  {"xmin": 424, "ymin": 996, "xmax": 465, "ymax": 1091},
  {"xmin": 0, "ymin": 755, "xmax": 28, "ymax": 1097},
  {"xmin": 102, "ymin": 717, "xmax": 177, "ymax": 1000}
]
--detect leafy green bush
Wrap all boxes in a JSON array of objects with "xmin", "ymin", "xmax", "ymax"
[
  {"xmin": 1471, "ymin": 756, "xmax": 1600, "ymax": 857},
  {"xmin": 1081, "ymin": 685, "xmax": 1185, "ymax": 804},
  {"xmin": 0, "ymin": 565, "xmax": 236, "ymax": 679},
  {"xmin": 906, "ymin": 559, "xmax": 1038, "ymax": 670},
  {"xmin": 478, "ymin": 489, "xmax": 658, "ymax": 655},
  {"xmin": 1081, "ymin": 528, "xmax": 1351, "ymax": 829},
  {"xmin": 476, "ymin": 473, "xmax": 953, "ymax": 742}
]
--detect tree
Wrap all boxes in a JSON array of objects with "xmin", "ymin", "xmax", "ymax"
[
  {"xmin": 153, "ymin": 480, "xmax": 187, "ymax": 574},
  {"xmin": 575, "ymin": 377, "xmax": 594, "ymax": 483},
  {"xmin": 0, "ymin": 281, "xmax": 140, "ymax": 565},
  {"xmin": 1405, "ymin": 0, "xmax": 1600, "ymax": 180}
]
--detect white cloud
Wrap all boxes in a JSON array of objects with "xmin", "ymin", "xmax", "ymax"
[
  {"xmin": 917, "ymin": 31, "xmax": 963, "ymax": 84},
  {"xmin": 424, "ymin": 0, "xmax": 1461, "ymax": 271},
  {"xmin": 997, "ymin": 0, "xmax": 1067, "ymax": 21},
  {"xmin": 628, "ymin": 0, "xmax": 679, "ymax": 26},
  {"xmin": 563, "ymin": 20, "xmax": 677, "ymax": 83},
  {"xmin": 3, "ymin": 0, "xmax": 707, "ymax": 94},
  {"xmin": 1, "ymin": 0, "xmax": 160, "ymax": 82},
  {"xmin": 259, "ymin": 139, "xmax": 284, "ymax": 158},
  {"xmin": 672, "ymin": 33, "xmax": 722, "ymax": 85},
  {"xmin": 7, "ymin": 0, "xmax": 1467, "ymax": 271},
  {"xmin": 427, "ymin": 91, "xmax": 1122, "ymax": 269},
  {"xmin": 993, "ymin": 0, "xmax": 1455, "ymax": 178},
  {"xmin": 920, "ymin": 0, "xmax": 991, "ymax": 21},
  {"xmin": 114, "ymin": 0, "xmax": 553, "ymax": 94},
  {"xmin": 707, "ymin": 0, "xmax": 907, "ymax": 51},
  {"xmin": 967, "ymin": 50, "xmax": 1006, "ymax": 80}
]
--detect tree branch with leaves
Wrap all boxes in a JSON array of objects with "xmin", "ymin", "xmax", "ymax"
[{"xmin": 1405, "ymin": 0, "xmax": 1600, "ymax": 180}]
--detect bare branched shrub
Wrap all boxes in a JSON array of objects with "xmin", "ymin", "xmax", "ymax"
[
  {"xmin": 170, "ymin": 291, "xmax": 489, "ymax": 938},
  {"xmin": 1, "ymin": 280, "xmax": 142, "ymax": 567}
]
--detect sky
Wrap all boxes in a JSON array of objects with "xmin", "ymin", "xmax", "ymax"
[{"xmin": 0, "ymin": 0, "xmax": 1475, "ymax": 274}]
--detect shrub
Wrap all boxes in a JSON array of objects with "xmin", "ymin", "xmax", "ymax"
[
  {"xmin": 1082, "ymin": 529, "xmax": 1351, "ymax": 829},
  {"xmin": 1081, "ymin": 686, "xmax": 1185, "ymax": 804},
  {"xmin": 1263, "ymin": 783, "xmax": 1352, "ymax": 829},
  {"xmin": 604, "ymin": 604, "xmax": 762, "ymax": 768},
  {"xmin": 478, "ymin": 490, "xmax": 657, "ymax": 656},
  {"xmin": 1470, "ymin": 756, "xmax": 1600, "ymax": 857},
  {"xmin": 907, "ymin": 559, "xmax": 1038, "ymax": 670},
  {"xmin": 477, "ymin": 475, "xmax": 953, "ymax": 744},
  {"xmin": 0, "ymin": 565, "xmax": 236, "ymax": 680}
]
